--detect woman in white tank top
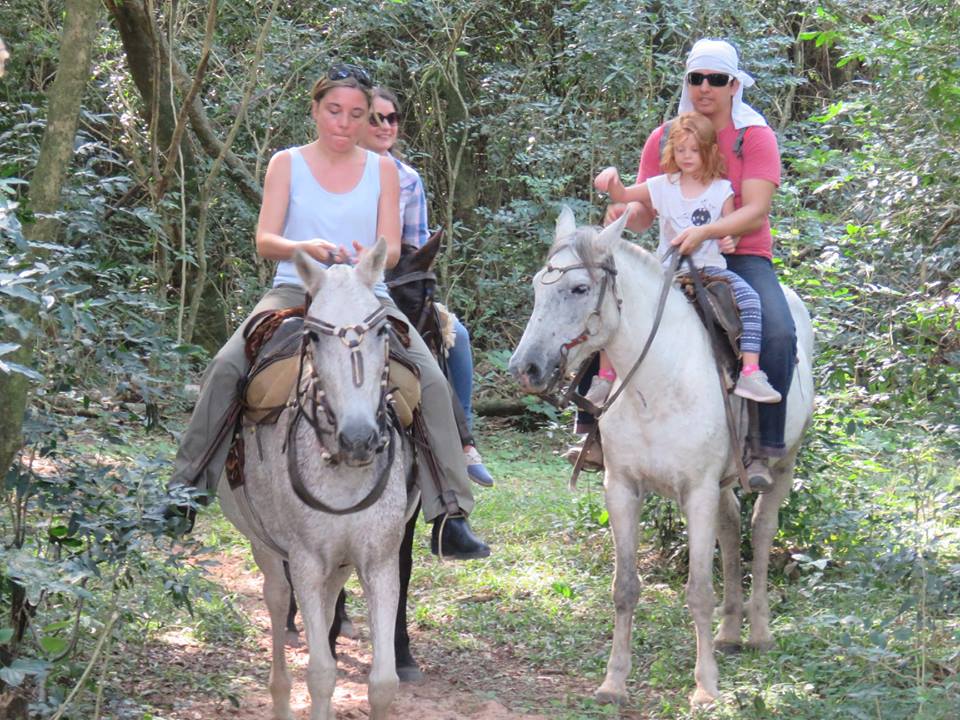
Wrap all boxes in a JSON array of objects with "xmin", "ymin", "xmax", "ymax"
[{"xmin": 171, "ymin": 65, "xmax": 490, "ymax": 559}]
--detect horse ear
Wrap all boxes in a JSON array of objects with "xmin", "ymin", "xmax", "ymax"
[
  {"xmin": 555, "ymin": 205, "xmax": 577, "ymax": 242},
  {"xmin": 356, "ymin": 236, "xmax": 388, "ymax": 287},
  {"xmin": 412, "ymin": 229, "xmax": 443, "ymax": 271},
  {"xmin": 293, "ymin": 248, "xmax": 326, "ymax": 295},
  {"xmin": 595, "ymin": 206, "xmax": 632, "ymax": 255}
]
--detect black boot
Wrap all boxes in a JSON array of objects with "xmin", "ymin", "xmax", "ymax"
[{"xmin": 430, "ymin": 515, "xmax": 490, "ymax": 560}]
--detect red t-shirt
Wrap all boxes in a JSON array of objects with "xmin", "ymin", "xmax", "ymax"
[{"xmin": 637, "ymin": 123, "xmax": 781, "ymax": 259}]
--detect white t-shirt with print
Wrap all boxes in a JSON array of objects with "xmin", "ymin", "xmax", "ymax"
[{"xmin": 647, "ymin": 173, "xmax": 733, "ymax": 270}]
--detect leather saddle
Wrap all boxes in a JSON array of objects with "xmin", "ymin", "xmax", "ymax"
[{"xmin": 677, "ymin": 271, "xmax": 743, "ymax": 389}]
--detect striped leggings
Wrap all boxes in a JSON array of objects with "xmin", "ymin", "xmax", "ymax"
[{"xmin": 703, "ymin": 266, "xmax": 762, "ymax": 354}]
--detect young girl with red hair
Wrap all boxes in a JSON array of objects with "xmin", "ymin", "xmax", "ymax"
[{"xmin": 592, "ymin": 111, "xmax": 781, "ymax": 407}]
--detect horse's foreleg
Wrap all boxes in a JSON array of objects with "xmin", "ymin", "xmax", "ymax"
[
  {"xmin": 714, "ymin": 487, "xmax": 743, "ymax": 652},
  {"xmin": 289, "ymin": 560, "xmax": 337, "ymax": 720},
  {"xmin": 357, "ymin": 558, "xmax": 400, "ymax": 720},
  {"xmin": 747, "ymin": 454, "xmax": 795, "ymax": 651},
  {"xmin": 683, "ymin": 486, "xmax": 720, "ymax": 706},
  {"xmin": 595, "ymin": 478, "xmax": 643, "ymax": 706},
  {"xmin": 251, "ymin": 545, "xmax": 295, "ymax": 720},
  {"xmin": 395, "ymin": 505, "xmax": 422, "ymax": 681}
]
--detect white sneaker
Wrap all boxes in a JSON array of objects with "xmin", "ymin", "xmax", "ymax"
[{"xmin": 734, "ymin": 370, "xmax": 782, "ymax": 403}]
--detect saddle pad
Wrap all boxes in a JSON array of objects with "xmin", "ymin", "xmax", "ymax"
[{"xmin": 242, "ymin": 311, "xmax": 421, "ymax": 427}]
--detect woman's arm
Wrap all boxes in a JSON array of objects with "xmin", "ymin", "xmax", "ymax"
[
  {"xmin": 376, "ymin": 154, "xmax": 402, "ymax": 268},
  {"xmin": 255, "ymin": 150, "xmax": 340, "ymax": 262}
]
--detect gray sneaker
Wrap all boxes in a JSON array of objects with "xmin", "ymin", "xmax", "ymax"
[
  {"xmin": 734, "ymin": 370, "xmax": 782, "ymax": 403},
  {"xmin": 584, "ymin": 376, "xmax": 613, "ymax": 407},
  {"xmin": 746, "ymin": 458, "xmax": 774, "ymax": 493}
]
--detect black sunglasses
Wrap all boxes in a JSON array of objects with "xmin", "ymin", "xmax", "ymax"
[
  {"xmin": 369, "ymin": 111, "xmax": 401, "ymax": 127},
  {"xmin": 686, "ymin": 72, "xmax": 733, "ymax": 87},
  {"xmin": 327, "ymin": 63, "xmax": 373, "ymax": 88}
]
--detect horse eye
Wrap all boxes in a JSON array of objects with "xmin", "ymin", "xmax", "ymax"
[{"xmin": 571, "ymin": 284, "xmax": 590, "ymax": 295}]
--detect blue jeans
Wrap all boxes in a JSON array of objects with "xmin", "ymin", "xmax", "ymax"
[
  {"xmin": 724, "ymin": 255, "xmax": 797, "ymax": 455},
  {"xmin": 447, "ymin": 318, "xmax": 474, "ymax": 433}
]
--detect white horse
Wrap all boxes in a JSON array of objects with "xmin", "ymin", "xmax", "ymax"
[
  {"xmin": 219, "ymin": 239, "xmax": 414, "ymax": 720},
  {"xmin": 509, "ymin": 207, "xmax": 814, "ymax": 706}
]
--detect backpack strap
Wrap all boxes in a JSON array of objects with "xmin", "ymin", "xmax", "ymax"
[
  {"xmin": 732, "ymin": 126, "xmax": 748, "ymax": 159},
  {"xmin": 657, "ymin": 121, "xmax": 672, "ymax": 159},
  {"xmin": 659, "ymin": 121, "xmax": 748, "ymax": 160}
]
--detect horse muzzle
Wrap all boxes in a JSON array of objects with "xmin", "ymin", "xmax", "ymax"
[
  {"xmin": 508, "ymin": 348, "xmax": 558, "ymax": 395},
  {"xmin": 337, "ymin": 420, "xmax": 381, "ymax": 467}
]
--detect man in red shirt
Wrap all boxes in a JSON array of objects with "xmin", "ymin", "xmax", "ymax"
[{"xmin": 604, "ymin": 39, "xmax": 797, "ymax": 490}]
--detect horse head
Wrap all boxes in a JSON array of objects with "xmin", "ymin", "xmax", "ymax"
[
  {"xmin": 384, "ymin": 230, "xmax": 443, "ymax": 351},
  {"xmin": 293, "ymin": 239, "xmax": 392, "ymax": 466},
  {"xmin": 509, "ymin": 206, "xmax": 630, "ymax": 393}
]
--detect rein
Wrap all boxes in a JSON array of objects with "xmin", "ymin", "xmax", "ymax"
[
  {"xmin": 563, "ymin": 247, "xmax": 681, "ymax": 488},
  {"xmin": 284, "ymin": 305, "xmax": 399, "ymax": 515}
]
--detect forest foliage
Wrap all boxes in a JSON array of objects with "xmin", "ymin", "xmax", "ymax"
[{"xmin": 0, "ymin": 0, "xmax": 957, "ymax": 717}]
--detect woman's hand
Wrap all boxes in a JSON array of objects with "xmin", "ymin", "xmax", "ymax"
[{"xmin": 303, "ymin": 238, "xmax": 343, "ymax": 264}]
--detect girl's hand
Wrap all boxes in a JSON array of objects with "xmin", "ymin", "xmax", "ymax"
[
  {"xmin": 718, "ymin": 235, "xmax": 738, "ymax": 253},
  {"xmin": 594, "ymin": 166, "xmax": 621, "ymax": 194},
  {"xmin": 670, "ymin": 225, "xmax": 710, "ymax": 255}
]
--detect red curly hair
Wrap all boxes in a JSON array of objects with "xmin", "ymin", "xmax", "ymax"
[{"xmin": 660, "ymin": 112, "xmax": 726, "ymax": 182}]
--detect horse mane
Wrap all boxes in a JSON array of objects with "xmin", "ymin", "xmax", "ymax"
[{"xmin": 549, "ymin": 225, "xmax": 663, "ymax": 280}]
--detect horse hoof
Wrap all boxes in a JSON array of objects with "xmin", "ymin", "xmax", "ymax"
[
  {"xmin": 594, "ymin": 688, "xmax": 627, "ymax": 706},
  {"xmin": 284, "ymin": 630, "xmax": 301, "ymax": 648},
  {"xmin": 715, "ymin": 640, "xmax": 742, "ymax": 655},
  {"xmin": 339, "ymin": 619, "xmax": 358, "ymax": 639},
  {"xmin": 689, "ymin": 687, "xmax": 718, "ymax": 707},
  {"xmin": 397, "ymin": 663, "xmax": 424, "ymax": 683}
]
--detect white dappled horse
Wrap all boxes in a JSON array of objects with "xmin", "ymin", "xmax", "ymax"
[
  {"xmin": 219, "ymin": 239, "xmax": 414, "ymax": 720},
  {"xmin": 509, "ymin": 207, "xmax": 814, "ymax": 706}
]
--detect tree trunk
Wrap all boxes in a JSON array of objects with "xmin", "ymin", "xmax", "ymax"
[{"xmin": 0, "ymin": 0, "xmax": 100, "ymax": 478}]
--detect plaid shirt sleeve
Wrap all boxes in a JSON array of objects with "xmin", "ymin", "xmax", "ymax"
[{"xmin": 395, "ymin": 157, "xmax": 430, "ymax": 248}]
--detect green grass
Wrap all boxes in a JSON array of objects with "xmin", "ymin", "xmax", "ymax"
[{"xmin": 88, "ymin": 413, "xmax": 959, "ymax": 719}]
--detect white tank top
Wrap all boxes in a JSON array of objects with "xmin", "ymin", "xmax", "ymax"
[{"xmin": 272, "ymin": 146, "xmax": 384, "ymax": 292}]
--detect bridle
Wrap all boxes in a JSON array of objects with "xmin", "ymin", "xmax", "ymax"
[
  {"xmin": 284, "ymin": 304, "xmax": 398, "ymax": 515},
  {"xmin": 536, "ymin": 246, "xmax": 681, "ymax": 418},
  {"xmin": 534, "ymin": 247, "xmax": 621, "ymax": 402},
  {"xmin": 385, "ymin": 269, "xmax": 438, "ymax": 337}
]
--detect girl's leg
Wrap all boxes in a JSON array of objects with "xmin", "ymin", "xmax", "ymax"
[{"xmin": 706, "ymin": 267, "xmax": 780, "ymax": 404}]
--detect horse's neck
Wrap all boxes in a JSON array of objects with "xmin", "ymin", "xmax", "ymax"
[{"xmin": 604, "ymin": 246, "xmax": 711, "ymax": 384}]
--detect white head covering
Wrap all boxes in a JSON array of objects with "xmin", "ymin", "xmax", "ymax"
[{"xmin": 678, "ymin": 39, "xmax": 767, "ymax": 129}]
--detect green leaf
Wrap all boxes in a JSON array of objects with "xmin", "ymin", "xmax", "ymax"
[
  {"xmin": 0, "ymin": 628, "xmax": 13, "ymax": 643},
  {"xmin": 39, "ymin": 636, "xmax": 69, "ymax": 655},
  {"xmin": 0, "ymin": 360, "xmax": 44, "ymax": 382}
]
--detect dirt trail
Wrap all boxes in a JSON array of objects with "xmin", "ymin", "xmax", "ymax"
[{"xmin": 138, "ymin": 545, "xmax": 562, "ymax": 720}]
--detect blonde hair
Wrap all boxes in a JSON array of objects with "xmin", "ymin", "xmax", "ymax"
[{"xmin": 660, "ymin": 112, "xmax": 726, "ymax": 182}]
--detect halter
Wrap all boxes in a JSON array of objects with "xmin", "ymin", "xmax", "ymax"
[
  {"xmin": 285, "ymin": 304, "xmax": 397, "ymax": 515},
  {"xmin": 534, "ymin": 252, "xmax": 620, "ymax": 400},
  {"xmin": 385, "ymin": 270, "xmax": 439, "ymax": 338},
  {"xmin": 537, "ymin": 246, "xmax": 680, "ymax": 422}
]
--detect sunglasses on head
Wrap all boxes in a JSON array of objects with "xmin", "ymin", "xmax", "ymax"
[
  {"xmin": 326, "ymin": 63, "xmax": 373, "ymax": 88},
  {"xmin": 686, "ymin": 72, "xmax": 733, "ymax": 87},
  {"xmin": 369, "ymin": 111, "xmax": 401, "ymax": 127}
]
